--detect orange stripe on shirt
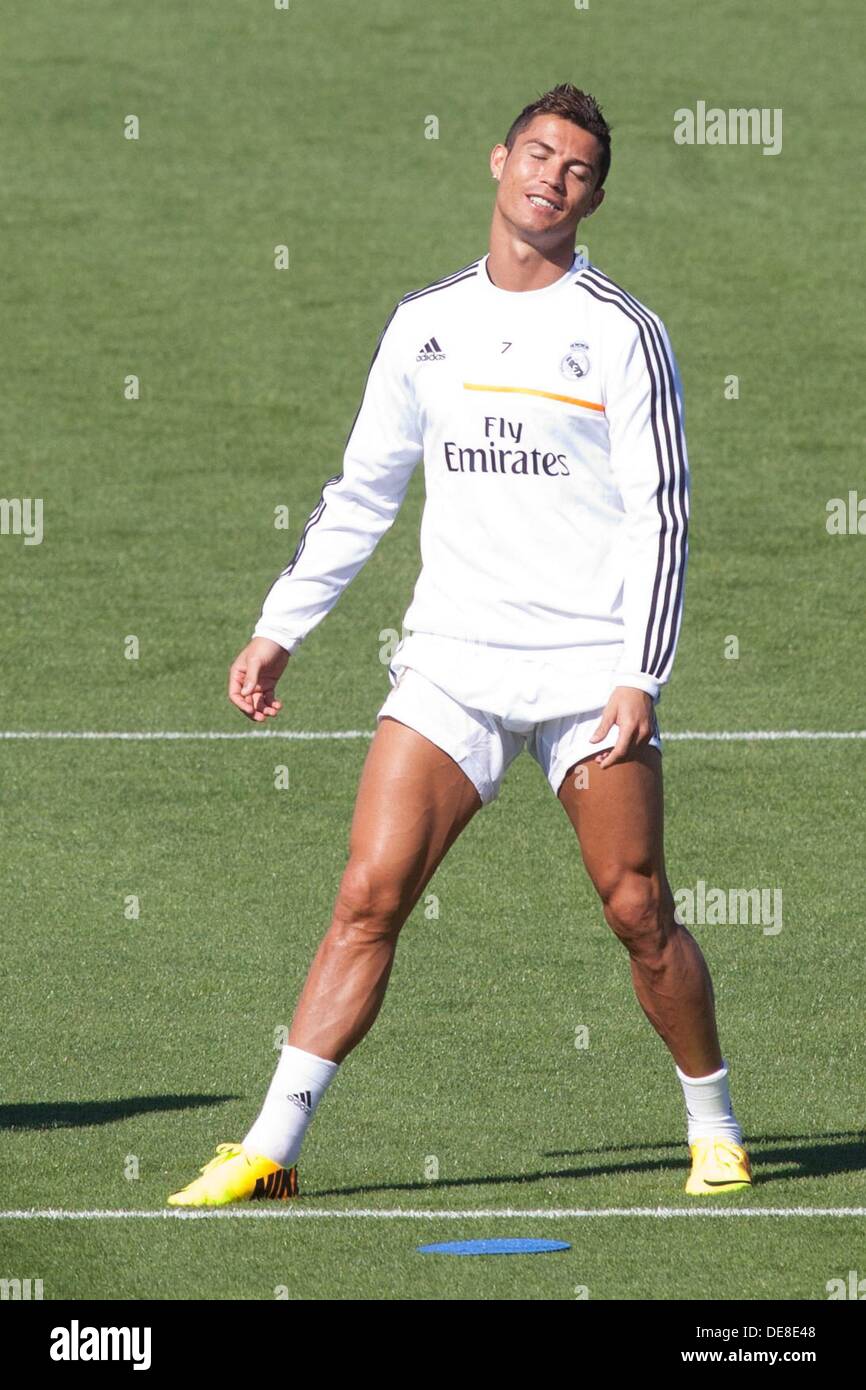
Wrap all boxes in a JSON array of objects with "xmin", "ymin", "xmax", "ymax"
[{"xmin": 463, "ymin": 383, "xmax": 605, "ymax": 413}]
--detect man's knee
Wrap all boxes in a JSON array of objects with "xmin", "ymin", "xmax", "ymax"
[
  {"xmin": 598, "ymin": 869, "xmax": 671, "ymax": 956},
  {"xmin": 331, "ymin": 858, "xmax": 408, "ymax": 943}
]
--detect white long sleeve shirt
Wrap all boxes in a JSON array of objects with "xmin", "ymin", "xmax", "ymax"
[{"xmin": 253, "ymin": 250, "xmax": 690, "ymax": 719}]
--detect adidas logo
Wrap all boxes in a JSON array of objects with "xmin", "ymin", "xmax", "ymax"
[
  {"xmin": 286, "ymin": 1090, "xmax": 312, "ymax": 1113},
  {"xmin": 416, "ymin": 336, "xmax": 445, "ymax": 362}
]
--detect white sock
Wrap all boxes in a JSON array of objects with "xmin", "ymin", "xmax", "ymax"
[
  {"xmin": 243, "ymin": 1044, "xmax": 339, "ymax": 1168},
  {"xmin": 676, "ymin": 1058, "xmax": 743, "ymax": 1146}
]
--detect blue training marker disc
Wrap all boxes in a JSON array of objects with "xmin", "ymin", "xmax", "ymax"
[{"xmin": 418, "ymin": 1237, "xmax": 570, "ymax": 1256}]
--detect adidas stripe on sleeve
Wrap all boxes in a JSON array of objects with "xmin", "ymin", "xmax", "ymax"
[
  {"xmin": 579, "ymin": 274, "xmax": 690, "ymax": 698},
  {"xmin": 252, "ymin": 304, "xmax": 423, "ymax": 654}
]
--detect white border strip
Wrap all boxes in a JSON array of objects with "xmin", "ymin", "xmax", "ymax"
[
  {"xmin": 1, "ymin": 1207, "xmax": 864, "ymax": 1220},
  {"xmin": 1, "ymin": 730, "xmax": 865, "ymax": 743}
]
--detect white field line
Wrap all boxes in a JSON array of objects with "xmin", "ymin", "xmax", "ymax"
[
  {"xmin": 1, "ymin": 1207, "xmax": 864, "ymax": 1221},
  {"xmin": 1, "ymin": 730, "xmax": 865, "ymax": 743},
  {"xmin": 0, "ymin": 730, "xmax": 372, "ymax": 741}
]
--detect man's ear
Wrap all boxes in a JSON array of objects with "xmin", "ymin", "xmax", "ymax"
[{"xmin": 489, "ymin": 142, "xmax": 507, "ymax": 181}]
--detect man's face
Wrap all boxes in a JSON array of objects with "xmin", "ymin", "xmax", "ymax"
[{"xmin": 490, "ymin": 114, "xmax": 605, "ymax": 244}]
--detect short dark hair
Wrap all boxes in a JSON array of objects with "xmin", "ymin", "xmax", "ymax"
[{"xmin": 504, "ymin": 84, "xmax": 612, "ymax": 189}]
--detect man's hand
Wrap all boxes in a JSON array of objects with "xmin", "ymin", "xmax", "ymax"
[
  {"xmin": 589, "ymin": 686, "xmax": 655, "ymax": 768},
  {"xmin": 228, "ymin": 637, "xmax": 290, "ymax": 722}
]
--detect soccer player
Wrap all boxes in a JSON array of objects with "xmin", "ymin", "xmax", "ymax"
[{"xmin": 169, "ymin": 84, "xmax": 751, "ymax": 1206}]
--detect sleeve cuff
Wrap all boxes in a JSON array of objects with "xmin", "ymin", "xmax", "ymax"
[
  {"xmin": 612, "ymin": 672, "xmax": 661, "ymax": 701},
  {"xmin": 251, "ymin": 623, "xmax": 303, "ymax": 656}
]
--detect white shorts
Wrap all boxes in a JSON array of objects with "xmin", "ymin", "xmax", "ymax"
[{"xmin": 376, "ymin": 666, "xmax": 662, "ymax": 805}]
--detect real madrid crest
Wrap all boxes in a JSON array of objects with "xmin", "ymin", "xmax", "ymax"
[{"xmin": 561, "ymin": 341, "xmax": 591, "ymax": 380}]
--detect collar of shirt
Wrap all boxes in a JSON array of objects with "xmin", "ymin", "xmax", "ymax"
[{"xmin": 475, "ymin": 249, "xmax": 588, "ymax": 303}]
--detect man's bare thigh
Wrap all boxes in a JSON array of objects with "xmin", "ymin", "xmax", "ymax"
[
  {"xmin": 348, "ymin": 715, "xmax": 482, "ymax": 908},
  {"xmin": 557, "ymin": 744, "xmax": 666, "ymax": 887}
]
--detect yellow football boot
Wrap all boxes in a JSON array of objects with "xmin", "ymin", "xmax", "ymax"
[
  {"xmin": 168, "ymin": 1143, "xmax": 299, "ymax": 1207},
  {"xmin": 685, "ymin": 1137, "xmax": 753, "ymax": 1195}
]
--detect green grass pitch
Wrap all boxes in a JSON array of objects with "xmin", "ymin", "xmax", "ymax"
[{"xmin": 1, "ymin": 0, "xmax": 864, "ymax": 1300}]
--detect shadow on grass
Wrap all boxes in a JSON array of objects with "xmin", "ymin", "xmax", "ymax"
[
  {"xmin": 544, "ymin": 1131, "xmax": 866, "ymax": 1182},
  {"xmin": 0, "ymin": 1096, "xmax": 238, "ymax": 1130},
  {"xmin": 306, "ymin": 1131, "xmax": 866, "ymax": 1199}
]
